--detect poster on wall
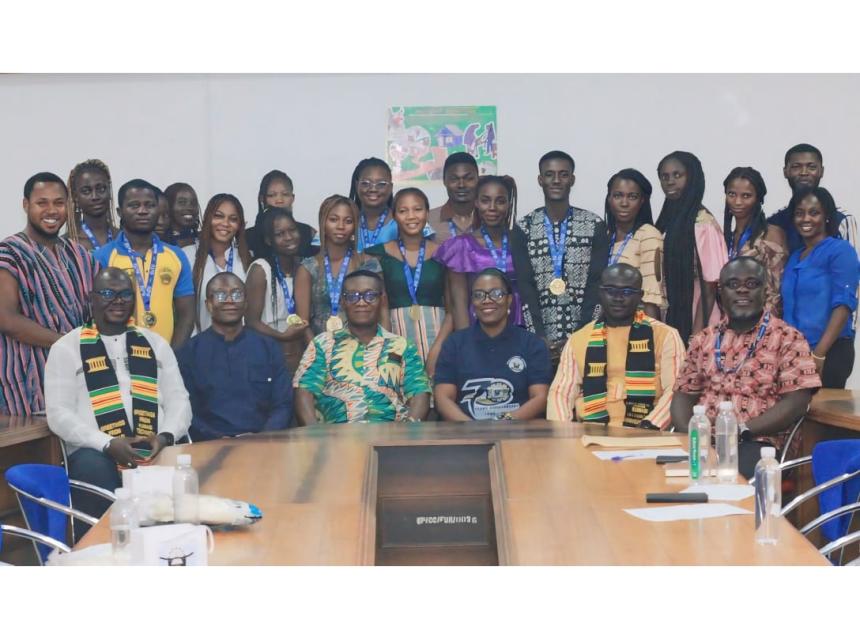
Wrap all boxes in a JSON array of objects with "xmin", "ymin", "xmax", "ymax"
[{"xmin": 386, "ymin": 106, "xmax": 498, "ymax": 183}]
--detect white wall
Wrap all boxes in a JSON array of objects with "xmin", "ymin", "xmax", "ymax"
[{"xmin": 2, "ymin": 73, "xmax": 859, "ymax": 385}]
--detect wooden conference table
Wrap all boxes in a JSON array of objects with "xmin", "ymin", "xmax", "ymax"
[{"xmin": 77, "ymin": 420, "xmax": 827, "ymax": 566}]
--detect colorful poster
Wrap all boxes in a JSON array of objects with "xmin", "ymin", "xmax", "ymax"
[{"xmin": 386, "ymin": 106, "xmax": 498, "ymax": 183}]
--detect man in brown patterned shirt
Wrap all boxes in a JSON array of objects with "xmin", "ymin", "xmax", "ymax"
[{"xmin": 671, "ymin": 256, "xmax": 821, "ymax": 478}]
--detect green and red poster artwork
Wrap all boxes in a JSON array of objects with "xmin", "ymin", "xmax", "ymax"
[{"xmin": 386, "ymin": 106, "xmax": 498, "ymax": 183}]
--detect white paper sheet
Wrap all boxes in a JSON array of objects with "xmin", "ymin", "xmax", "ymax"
[
  {"xmin": 581, "ymin": 435, "xmax": 683, "ymax": 448},
  {"xmin": 624, "ymin": 503, "xmax": 753, "ymax": 522},
  {"xmin": 681, "ymin": 484, "xmax": 755, "ymax": 502},
  {"xmin": 592, "ymin": 448, "xmax": 687, "ymax": 461}
]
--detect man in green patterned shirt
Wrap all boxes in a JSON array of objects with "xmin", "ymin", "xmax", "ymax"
[{"xmin": 293, "ymin": 270, "xmax": 431, "ymax": 425}]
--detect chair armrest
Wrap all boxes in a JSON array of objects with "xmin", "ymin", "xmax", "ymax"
[
  {"xmin": 0, "ymin": 523, "xmax": 71, "ymax": 554},
  {"xmin": 819, "ymin": 529, "xmax": 860, "ymax": 560},
  {"xmin": 748, "ymin": 455, "xmax": 812, "ymax": 485},
  {"xmin": 799, "ymin": 501, "xmax": 860, "ymax": 535},
  {"xmin": 69, "ymin": 479, "xmax": 116, "ymax": 502},
  {"xmin": 781, "ymin": 468, "xmax": 860, "ymax": 517}
]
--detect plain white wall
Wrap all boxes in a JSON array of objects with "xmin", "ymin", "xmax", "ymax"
[{"xmin": 2, "ymin": 73, "xmax": 859, "ymax": 385}]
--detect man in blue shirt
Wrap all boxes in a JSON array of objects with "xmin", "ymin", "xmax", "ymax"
[{"xmin": 177, "ymin": 273, "xmax": 292, "ymax": 440}]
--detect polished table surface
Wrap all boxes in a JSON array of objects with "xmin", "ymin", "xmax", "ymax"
[
  {"xmin": 76, "ymin": 420, "xmax": 827, "ymax": 565},
  {"xmin": 808, "ymin": 389, "xmax": 860, "ymax": 431}
]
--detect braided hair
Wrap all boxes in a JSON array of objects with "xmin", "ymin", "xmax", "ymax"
[
  {"xmin": 67, "ymin": 159, "xmax": 118, "ymax": 243},
  {"xmin": 261, "ymin": 207, "xmax": 301, "ymax": 323},
  {"xmin": 656, "ymin": 151, "xmax": 706, "ymax": 344},
  {"xmin": 348, "ymin": 158, "xmax": 394, "ymax": 211},
  {"xmin": 604, "ymin": 168, "xmax": 653, "ymax": 235},
  {"xmin": 722, "ymin": 167, "xmax": 768, "ymax": 252},
  {"xmin": 474, "ymin": 175, "xmax": 518, "ymax": 230}
]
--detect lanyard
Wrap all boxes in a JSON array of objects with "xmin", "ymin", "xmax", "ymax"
[
  {"xmin": 324, "ymin": 249, "xmax": 353, "ymax": 317},
  {"xmin": 448, "ymin": 220, "xmax": 459, "ymax": 238},
  {"xmin": 398, "ymin": 238, "xmax": 426, "ymax": 306},
  {"xmin": 359, "ymin": 209, "xmax": 388, "ymax": 249},
  {"xmin": 210, "ymin": 245, "xmax": 234, "ymax": 273},
  {"xmin": 608, "ymin": 230, "xmax": 634, "ymax": 266},
  {"xmin": 121, "ymin": 233, "xmax": 162, "ymax": 314},
  {"xmin": 729, "ymin": 226, "xmax": 753, "ymax": 260},
  {"xmin": 81, "ymin": 222, "xmax": 112, "ymax": 251},
  {"xmin": 543, "ymin": 208, "xmax": 572, "ymax": 278},
  {"xmin": 714, "ymin": 311, "xmax": 770, "ymax": 374},
  {"xmin": 273, "ymin": 258, "xmax": 296, "ymax": 314},
  {"xmin": 481, "ymin": 226, "xmax": 509, "ymax": 271}
]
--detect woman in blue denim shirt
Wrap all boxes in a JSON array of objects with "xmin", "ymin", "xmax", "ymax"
[{"xmin": 782, "ymin": 187, "xmax": 860, "ymax": 388}]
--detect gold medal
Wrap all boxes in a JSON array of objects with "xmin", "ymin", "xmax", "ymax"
[
  {"xmin": 143, "ymin": 311, "xmax": 157, "ymax": 327},
  {"xmin": 286, "ymin": 314, "xmax": 304, "ymax": 327},
  {"xmin": 549, "ymin": 278, "xmax": 566, "ymax": 296},
  {"xmin": 326, "ymin": 315, "xmax": 343, "ymax": 332},
  {"xmin": 409, "ymin": 304, "xmax": 421, "ymax": 321}
]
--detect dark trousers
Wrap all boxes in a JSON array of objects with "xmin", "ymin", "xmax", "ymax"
[
  {"xmin": 67, "ymin": 448, "xmax": 121, "ymax": 541},
  {"xmin": 739, "ymin": 441, "xmax": 769, "ymax": 480},
  {"xmin": 821, "ymin": 337, "xmax": 855, "ymax": 389}
]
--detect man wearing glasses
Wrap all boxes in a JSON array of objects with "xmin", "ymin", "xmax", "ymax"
[
  {"xmin": 293, "ymin": 270, "xmax": 430, "ymax": 425},
  {"xmin": 177, "ymin": 272, "xmax": 292, "ymax": 440},
  {"xmin": 547, "ymin": 263, "xmax": 684, "ymax": 430},
  {"xmin": 44, "ymin": 267, "xmax": 191, "ymax": 534},
  {"xmin": 671, "ymin": 257, "xmax": 821, "ymax": 476}
]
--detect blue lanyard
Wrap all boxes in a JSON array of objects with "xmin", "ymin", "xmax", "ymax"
[
  {"xmin": 543, "ymin": 208, "xmax": 571, "ymax": 278},
  {"xmin": 209, "ymin": 245, "xmax": 234, "ymax": 273},
  {"xmin": 729, "ymin": 226, "xmax": 753, "ymax": 260},
  {"xmin": 121, "ymin": 233, "xmax": 162, "ymax": 314},
  {"xmin": 324, "ymin": 249, "xmax": 353, "ymax": 317},
  {"xmin": 359, "ymin": 209, "xmax": 388, "ymax": 249},
  {"xmin": 608, "ymin": 230, "xmax": 634, "ymax": 266},
  {"xmin": 714, "ymin": 311, "xmax": 770, "ymax": 374},
  {"xmin": 273, "ymin": 259, "xmax": 296, "ymax": 314},
  {"xmin": 398, "ymin": 238, "xmax": 426, "ymax": 306},
  {"xmin": 81, "ymin": 222, "xmax": 112, "ymax": 251},
  {"xmin": 480, "ymin": 226, "xmax": 509, "ymax": 271},
  {"xmin": 448, "ymin": 220, "xmax": 459, "ymax": 238}
]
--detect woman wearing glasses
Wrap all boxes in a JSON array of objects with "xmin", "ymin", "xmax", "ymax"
[
  {"xmin": 433, "ymin": 268, "xmax": 552, "ymax": 421},
  {"xmin": 365, "ymin": 188, "xmax": 451, "ymax": 374}
]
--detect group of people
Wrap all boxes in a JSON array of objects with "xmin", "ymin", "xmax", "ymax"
[{"xmin": 0, "ymin": 142, "xmax": 857, "ymax": 521}]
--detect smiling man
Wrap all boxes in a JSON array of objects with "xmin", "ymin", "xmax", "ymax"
[
  {"xmin": 0, "ymin": 172, "xmax": 98, "ymax": 415},
  {"xmin": 427, "ymin": 152, "xmax": 480, "ymax": 242},
  {"xmin": 671, "ymin": 256, "xmax": 821, "ymax": 477},
  {"xmin": 547, "ymin": 264, "xmax": 684, "ymax": 429}
]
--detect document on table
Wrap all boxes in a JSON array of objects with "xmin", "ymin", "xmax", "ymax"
[
  {"xmin": 680, "ymin": 484, "xmax": 755, "ymax": 501},
  {"xmin": 624, "ymin": 504, "xmax": 753, "ymax": 522},
  {"xmin": 592, "ymin": 448, "xmax": 687, "ymax": 461},
  {"xmin": 581, "ymin": 435, "xmax": 683, "ymax": 448}
]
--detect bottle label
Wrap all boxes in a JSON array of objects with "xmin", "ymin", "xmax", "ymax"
[{"xmin": 690, "ymin": 428, "xmax": 700, "ymax": 480}]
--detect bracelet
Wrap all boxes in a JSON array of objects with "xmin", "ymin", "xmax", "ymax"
[{"xmin": 812, "ymin": 353, "xmax": 825, "ymax": 361}]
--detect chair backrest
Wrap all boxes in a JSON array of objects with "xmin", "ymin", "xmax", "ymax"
[
  {"xmin": 4, "ymin": 464, "xmax": 72, "ymax": 563},
  {"xmin": 812, "ymin": 440, "xmax": 860, "ymax": 542}
]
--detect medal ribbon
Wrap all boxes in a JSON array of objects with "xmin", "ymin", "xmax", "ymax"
[
  {"xmin": 608, "ymin": 230, "xmax": 634, "ymax": 265},
  {"xmin": 273, "ymin": 259, "xmax": 297, "ymax": 314},
  {"xmin": 729, "ymin": 226, "xmax": 753, "ymax": 260},
  {"xmin": 121, "ymin": 232, "xmax": 161, "ymax": 316},
  {"xmin": 480, "ymin": 226, "xmax": 509, "ymax": 271},
  {"xmin": 714, "ymin": 311, "xmax": 770, "ymax": 374},
  {"xmin": 324, "ymin": 248, "xmax": 353, "ymax": 317},
  {"xmin": 448, "ymin": 220, "xmax": 459, "ymax": 238},
  {"xmin": 359, "ymin": 209, "xmax": 388, "ymax": 249},
  {"xmin": 543, "ymin": 208, "xmax": 571, "ymax": 279},
  {"xmin": 210, "ymin": 245, "xmax": 235, "ymax": 273},
  {"xmin": 398, "ymin": 238, "xmax": 426, "ymax": 306},
  {"xmin": 81, "ymin": 222, "xmax": 112, "ymax": 251}
]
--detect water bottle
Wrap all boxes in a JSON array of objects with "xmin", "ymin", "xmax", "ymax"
[
  {"xmin": 714, "ymin": 401, "xmax": 739, "ymax": 483},
  {"xmin": 687, "ymin": 405, "xmax": 712, "ymax": 485},
  {"xmin": 110, "ymin": 487, "xmax": 138, "ymax": 564},
  {"xmin": 172, "ymin": 454, "xmax": 199, "ymax": 524},
  {"xmin": 754, "ymin": 447, "xmax": 782, "ymax": 545}
]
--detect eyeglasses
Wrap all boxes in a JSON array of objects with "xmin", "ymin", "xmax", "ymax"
[
  {"xmin": 96, "ymin": 288, "xmax": 134, "ymax": 301},
  {"xmin": 471, "ymin": 288, "xmax": 508, "ymax": 302},
  {"xmin": 210, "ymin": 290, "xmax": 245, "ymax": 303},
  {"xmin": 358, "ymin": 180, "xmax": 390, "ymax": 191},
  {"xmin": 721, "ymin": 278, "xmax": 763, "ymax": 291},
  {"xmin": 599, "ymin": 285, "xmax": 643, "ymax": 298},
  {"xmin": 342, "ymin": 290, "xmax": 382, "ymax": 304}
]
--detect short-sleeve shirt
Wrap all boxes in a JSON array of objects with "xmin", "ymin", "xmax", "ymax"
[
  {"xmin": 674, "ymin": 314, "xmax": 821, "ymax": 456},
  {"xmin": 94, "ymin": 232, "xmax": 194, "ymax": 343},
  {"xmin": 294, "ymin": 325, "xmax": 431, "ymax": 423},
  {"xmin": 434, "ymin": 324, "xmax": 552, "ymax": 420}
]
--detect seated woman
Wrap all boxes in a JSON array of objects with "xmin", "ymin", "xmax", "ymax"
[
  {"xmin": 722, "ymin": 167, "xmax": 787, "ymax": 314},
  {"xmin": 605, "ymin": 168, "xmax": 664, "ymax": 319},
  {"xmin": 164, "ymin": 182, "xmax": 202, "ymax": 248},
  {"xmin": 184, "ymin": 193, "xmax": 252, "ymax": 333},
  {"xmin": 245, "ymin": 169, "xmax": 319, "ymax": 259},
  {"xmin": 365, "ymin": 187, "xmax": 452, "ymax": 373},
  {"xmin": 434, "ymin": 268, "xmax": 552, "ymax": 421},
  {"xmin": 782, "ymin": 186, "xmax": 860, "ymax": 388},
  {"xmin": 434, "ymin": 175, "xmax": 526, "ymax": 329}
]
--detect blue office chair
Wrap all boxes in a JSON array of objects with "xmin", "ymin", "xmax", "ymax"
[{"xmin": 4, "ymin": 463, "xmax": 115, "ymax": 565}]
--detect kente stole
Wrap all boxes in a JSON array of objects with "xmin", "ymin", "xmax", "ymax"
[{"xmin": 79, "ymin": 323, "xmax": 158, "ymax": 438}]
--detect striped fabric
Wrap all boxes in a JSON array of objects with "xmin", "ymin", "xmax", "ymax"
[
  {"xmin": 389, "ymin": 305, "xmax": 445, "ymax": 365},
  {"xmin": 89, "ymin": 384, "xmax": 124, "ymax": 416},
  {"xmin": 0, "ymin": 233, "xmax": 96, "ymax": 415},
  {"xmin": 131, "ymin": 374, "xmax": 159, "ymax": 404}
]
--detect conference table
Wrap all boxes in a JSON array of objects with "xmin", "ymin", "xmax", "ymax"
[{"xmin": 76, "ymin": 419, "xmax": 827, "ymax": 565}]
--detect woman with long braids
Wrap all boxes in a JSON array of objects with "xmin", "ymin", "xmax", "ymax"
[
  {"xmin": 164, "ymin": 182, "xmax": 202, "ymax": 249},
  {"xmin": 722, "ymin": 167, "xmax": 787, "ymax": 314},
  {"xmin": 245, "ymin": 169, "xmax": 319, "ymax": 260},
  {"xmin": 66, "ymin": 159, "xmax": 119, "ymax": 251},
  {"xmin": 604, "ymin": 168, "xmax": 665, "ymax": 319},
  {"xmin": 434, "ymin": 175, "xmax": 526, "ymax": 330},
  {"xmin": 184, "ymin": 193, "xmax": 252, "ymax": 333},
  {"xmin": 656, "ymin": 151, "xmax": 728, "ymax": 343}
]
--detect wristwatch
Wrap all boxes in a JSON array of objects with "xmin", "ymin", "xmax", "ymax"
[{"xmin": 157, "ymin": 432, "xmax": 175, "ymax": 447}]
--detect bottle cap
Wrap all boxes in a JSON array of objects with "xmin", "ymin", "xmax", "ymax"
[
  {"xmin": 114, "ymin": 487, "xmax": 130, "ymax": 500},
  {"xmin": 761, "ymin": 447, "xmax": 776, "ymax": 459},
  {"xmin": 693, "ymin": 405, "xmax": 706, "ymax": 415},
  {"xmin": 177, "ymin": 454, "xmax": 192, "ymax": 466},
  {"xmin": 718, "ymin": 401, "xmax": 734, "ymax": 412}
]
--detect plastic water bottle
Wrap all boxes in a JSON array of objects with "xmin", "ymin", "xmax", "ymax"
[
  {"xmin": 110, "ymin": 487, "xmax": 138, "ymax": 564},
  {"xmin": 173, "ymin": 454, "xmax": 199, "ymax": 524},
  {"xmin": 688, "ymin": 405, "xmax": 712, "ymax": 485},
  {"xmin": 715, "ymin": 401, "xmax": 739, "ymax": 483},
  {"xmin": 754, "ymin": 447, "xmax": 782, "ymax": 545}
]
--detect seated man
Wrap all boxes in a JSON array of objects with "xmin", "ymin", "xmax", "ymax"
[
  {"xmin": 177, "ymin": 273, "xmax": 293, "ymax": 440},
  {"xmin": 45, "ymin": 267, "xmax": 191, "ymax": 536},
  {"xmin": 671, "ymin": 256, "xmax": 822, "ymax": 478},
  {"xmin": 547, "ymin": 263, "xmax": 685, "ymax": 429},
  {"xmin": 294, "ymin": 270, "xmax": 430, "ymax": 425}
]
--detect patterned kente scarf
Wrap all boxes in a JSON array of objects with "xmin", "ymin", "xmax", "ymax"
[
  {"xmin": 581, "ymin": 310, "xmax": 656, "ymax": 427},
  {"xmin": 79, "ymin": 322, "xmax": 158, "ymax": 438}
]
